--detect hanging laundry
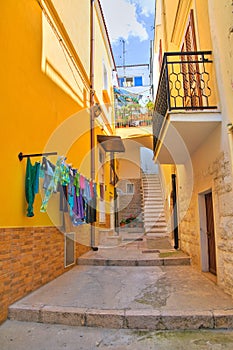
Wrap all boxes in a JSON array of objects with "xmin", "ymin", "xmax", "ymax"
[
  {"xmin": 40, "ymin": 157, "xmax": 55, "ymax": 190},
  {"xmin": 25, "ymin": 157, "xmax": 40, "ymax": 217},
  {"xmin": 73, "ymin": 172, "xmax": 80, "ymax": 196},
  {"xmin": 79, "ymin": 174, "xmax": 85, "ymax": 191},
  {"xmin": 40, "ymin": 156, "xmax": 69, "ymax": 212},
  {"xmin": 38, "ymin": 155, "xmax": 98, "ymax": 226}
]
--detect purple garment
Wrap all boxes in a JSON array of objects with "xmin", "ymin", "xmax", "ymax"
[{"xmin": 73, "ymin": 192, "xmax": 84, "ymax": 220}]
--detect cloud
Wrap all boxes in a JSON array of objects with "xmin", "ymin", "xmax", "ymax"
[
  {"xmin": 101, "ymin": 0, "xmax": 149, "ymax": 43},
  {"xmin": 132, "ymin": 0, "xmax": 155, "ymax": 17}
]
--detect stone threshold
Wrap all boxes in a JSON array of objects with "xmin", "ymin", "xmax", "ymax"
[
  {"xmin": 77, "ymin": 256, "xmax": 191, "ymax": 266},
  {"xmin": 8, "ymin": 304, "xmax": 233, "ymax": 330}
]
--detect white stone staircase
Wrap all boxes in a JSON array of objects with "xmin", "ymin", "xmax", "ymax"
[{"xmin": 141, "ymin": 173, "xmax": 171, "ymax": 249}]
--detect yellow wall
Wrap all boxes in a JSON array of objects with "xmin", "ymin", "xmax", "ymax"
[
  {"xmin": 0, "ymin": 0, "xmax": 115, "ymax": 228},
  {"xmin": 157, "ymin": 0, "xmax": 214, "ymax": 52}
]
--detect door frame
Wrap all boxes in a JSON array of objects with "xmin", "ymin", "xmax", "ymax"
[{"xmin": 198, "ymin": 189, "xmax": 217, "ymax": 274}]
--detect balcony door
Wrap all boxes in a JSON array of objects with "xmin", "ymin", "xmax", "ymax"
[{"xmin": 181, "ymin": 10, "xmax": 202, "ymax": 107}]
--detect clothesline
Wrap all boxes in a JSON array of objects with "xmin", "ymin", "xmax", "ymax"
[{"xmin": 25, "ymin": 155, "xmax": 100, "ymax": 226}]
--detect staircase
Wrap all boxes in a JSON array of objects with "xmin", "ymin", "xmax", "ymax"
[{"xmin": 141, "ymin": 173, "xmax": 171, "ymax": 249}]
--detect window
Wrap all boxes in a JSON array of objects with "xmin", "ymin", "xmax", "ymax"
[
  {"xmin": 126, "ymin": 77, "xmax": 133, "ymax": 87},
  {"xmin": 134, "ymin": 76, "xmax": 143, "ymax": 86},
  {"xmin": 99, "ymin": 199, "xmax": 106, "ymax": 223},
  {"xmin": 118, "ymin": 77, "xmax": 124, "ymax": 87},
  {"xmin": 126, "ymin": 183, "xmax": 134, "ymax": 194}
]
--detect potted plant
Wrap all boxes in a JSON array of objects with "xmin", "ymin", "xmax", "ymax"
[
  {"xmin": 120, "ymin": 219, "xmax": 126, "ymax": 227},
  {"xmin": 125, "ymin": 215, "xmax": 136, "ymax": 227}
]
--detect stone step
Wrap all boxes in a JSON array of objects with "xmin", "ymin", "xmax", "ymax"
[
  {"xmin": 143, "ymin": 202, "xmax": 164, "ymax": 206},
  {"xmin": 144, "ymin": 223, "xmax": 167, "ymax": 228},
  {"xmin": 98, "ymin": 235, "xmax": 122, "ymax": 248},
  {"xmin": 142, "ymin": 215, "xmax": 165, "ymax": 221},
  {"xmin": 143, "ymin": 210, "xmax": 165, "ymax": 215},
  {"xmin": 144, "ymin": 204, "xmax": 164, "ymax": 209},
  {"xmin": 143, "ymin": 191, "xmax": 161, "ymax": 194},
  {"xmin": 142, "ymin": 187, "xmax": 161, "ymax": 191},
  {"xmin": 10, "ymin": 304, "xmax": 233, "ymax": 330},
  {"xmin": 142, "ymin": 207, "xmax": 165, "ymax": 212},
  {"xmin": 143, "ymin": 196, "xmax": 162, "ymax": 200},
  {"xmin": 144, "ymin": 222, "xmax": 167, "ymax": 228},
  {"xmin": 119, "ymin": 227, "xmax": 144, "ymax": 233},
  {"xmin": 145, "ymin": 228, "xmax": 168, "ymax": 234},
  {"xmin": 143, "ymin": 215, "xmax": 166, "ymax": 220},
  {"xmin": 143, "ymin": 201, "xmax": 163, "ymax": 205},
  {"xmin": 144, "ymin": 217, "xmax": 166, "ymax": 222}
]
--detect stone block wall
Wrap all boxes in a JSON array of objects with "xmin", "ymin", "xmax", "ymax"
[
  {"xmin": 0, "ymin": 226, "xmax": 89, "ymax": 324},
  {"xmin": 179, "ymin": 151, "xmax": 233, "ymax": 295},
  {"xmin": 117, "ymin": 179, "xmax": 142, "ymax": 223}
]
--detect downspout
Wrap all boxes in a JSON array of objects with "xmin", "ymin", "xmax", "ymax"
[
  {"xmin": 90, "ymin": 0, "xmax": 97, "ymax": 249},
  {"xmin": 161, "ymin": 0, "xmax": 168, "ymax": 51},
  {"xmin": 172, "ymin": 174, "xmax": 179, "ymax": 249}
]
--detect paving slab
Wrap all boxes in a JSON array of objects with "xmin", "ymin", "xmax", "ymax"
[
  {"xmin": 1, "ymin": 320, "xmax": 233, "ymax": 350},
  {"xmin": 8, "ymin": 264, "xmax": 233, "ymax": 330}
]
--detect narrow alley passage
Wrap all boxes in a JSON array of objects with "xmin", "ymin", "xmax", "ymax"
[{"xmin": 7, "ymin": 241, "xmax": 233, "ymax": 331}]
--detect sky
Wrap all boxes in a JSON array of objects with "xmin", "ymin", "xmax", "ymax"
[{"xmin": 100, "ymin": 0, "xmax": 155, "ymax": 66}]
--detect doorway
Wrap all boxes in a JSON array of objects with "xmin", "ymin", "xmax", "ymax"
[
  {"xmin": 199, "ymin": 191, "xmax": 217, "ymax": 275},
  {"xmin": 205, "ymin": 192, "xmax": 217, "ymax": 275}
]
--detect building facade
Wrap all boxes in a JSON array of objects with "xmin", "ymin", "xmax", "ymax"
[
  {"xmin": 153, "ymin": 0, "xmax": 233, "ymax": 294},
  {"xmin": 0, "ymin": 0, "xmax": 119, "ymax": 323}
]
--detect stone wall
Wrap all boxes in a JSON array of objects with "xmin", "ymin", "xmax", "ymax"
[
  {"xmin": 117, "ymin": 179, "xmax": 142, "ymax": 223},
  {"xmin": 0, "ymin": 226, "xmax": 89, "ymax": 324},
  {"xmin": 179, "ymin": 151, "xmax": 233, "ymax": 295}
]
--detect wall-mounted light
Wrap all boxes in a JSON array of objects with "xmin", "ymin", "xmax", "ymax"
[
  {"xmin": 93, "ymin": 103, "xmax": 102, "ymax": 118},
  {"xmin": 227, "ymin": 123, "xmax": 233, "ymax": 132}
]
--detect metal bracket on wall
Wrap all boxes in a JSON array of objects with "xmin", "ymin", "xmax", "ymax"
[{"xmin": 18, "ymin": 152, "xmax": 58, "ymax": 161}]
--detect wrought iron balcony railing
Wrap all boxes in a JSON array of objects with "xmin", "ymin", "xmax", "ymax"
[{"xmin": 153, "ymin": 51, "xmax": 217, "ymax": 149}]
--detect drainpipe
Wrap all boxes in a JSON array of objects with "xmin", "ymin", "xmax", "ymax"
[
  {"xmin": 172, "ymin": 174, "xmax": 179, "ymax": 249},
  {"xmin": 161, "ymin": 0, "xmax": 168, "ymax": 51},
  {"xmin": 90, "ymin": 0, "xmax": 96, "ymax": 249}
]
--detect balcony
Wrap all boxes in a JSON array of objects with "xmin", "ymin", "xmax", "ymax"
[{"xmin": 153, "ymin": 51, "xmax": 221, "ymax": 163}]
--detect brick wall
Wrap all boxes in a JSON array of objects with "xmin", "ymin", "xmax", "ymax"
[{"xmin": 0, "ymin": 226, "xmax": 90, "ymax": 324}]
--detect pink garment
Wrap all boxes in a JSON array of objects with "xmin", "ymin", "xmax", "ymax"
[{"xmin": 79, "ymin": 175, "xmax": 85, "ymax": 190}]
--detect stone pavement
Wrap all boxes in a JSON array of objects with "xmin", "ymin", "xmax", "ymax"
[
  {"xmin": 7, "ymin": 239, "xmax": 233, "ymax": 331},
  {"xmin": 1, "ymin": 320, "xmax": 233, "ymax": 350}
]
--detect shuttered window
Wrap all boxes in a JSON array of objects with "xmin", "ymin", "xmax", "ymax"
[{"xmin": 181, "ymin": 10, "xmax": 202, "ymax": 107}]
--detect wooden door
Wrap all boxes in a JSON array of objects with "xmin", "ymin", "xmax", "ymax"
[{"xmin": 205, "ymin": 192, "xmax": 217, "ymax": 275}]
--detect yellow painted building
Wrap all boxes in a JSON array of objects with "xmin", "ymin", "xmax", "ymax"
[
  {"xmin": 153, "ymin": 0, "xmax": 233, "ymax": 294},
  {"xmin": 0, "ymin": 0, "xmax": 119, "ymax": 323}
]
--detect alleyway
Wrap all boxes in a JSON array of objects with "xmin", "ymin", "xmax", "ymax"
[
  {"xmin": 6, "ymin": 240, "xmax": 233, "ymax": 330},
  {"xmin": 1, "ymin": 239, "xmax": 233, "ymax": 348}
]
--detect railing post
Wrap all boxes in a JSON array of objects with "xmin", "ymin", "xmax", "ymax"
[{"xmin": 164, "ymin": 54, "xmax": 171, "ymax": 111}]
